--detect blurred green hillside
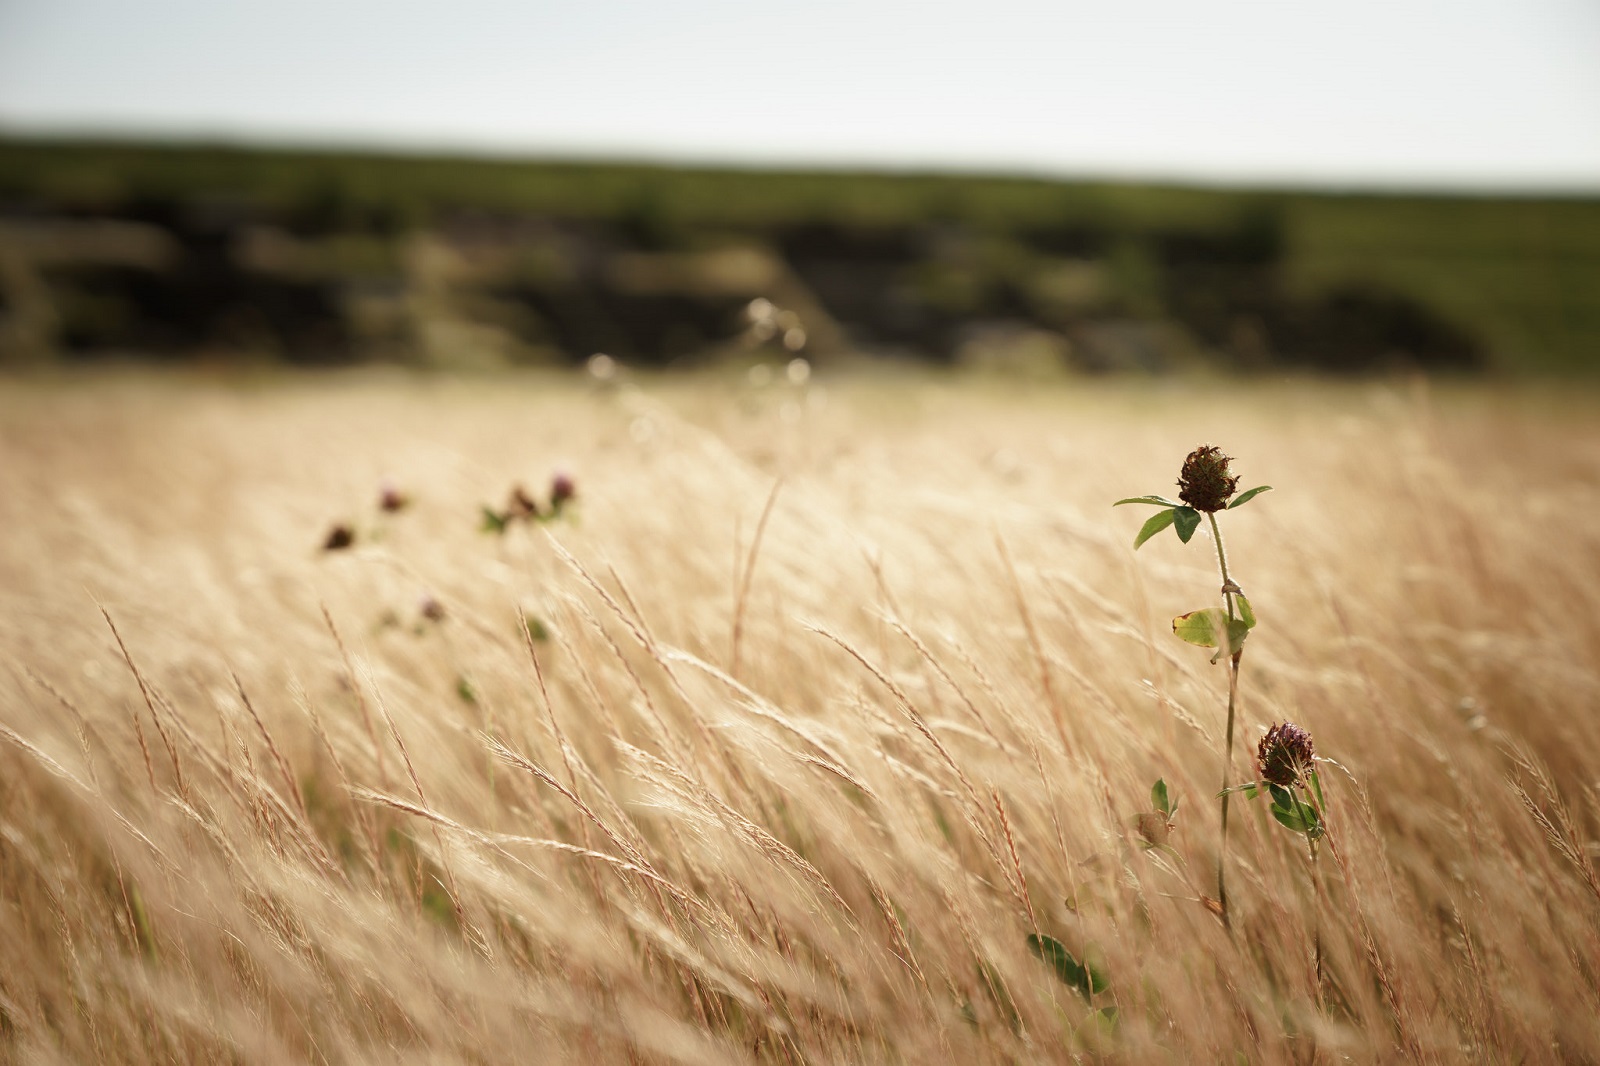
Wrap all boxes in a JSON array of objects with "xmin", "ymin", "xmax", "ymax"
[{"xmin": 2, "ymin": 138, "xmax": 1597, "ymax": 373}]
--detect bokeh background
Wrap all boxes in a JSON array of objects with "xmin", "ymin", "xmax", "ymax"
[{"xmin": 2, "ymin": 0, "xmax": 1598, "ymax": 374}]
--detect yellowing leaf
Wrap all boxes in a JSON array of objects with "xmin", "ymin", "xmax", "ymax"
[
  {"xmin": 1173, "ymin": 608, "xmax": 1229, "ymax": 648},
  {"xmin": 1173, "ymin": 608, "xmax": 1251, "ymax": 656}
]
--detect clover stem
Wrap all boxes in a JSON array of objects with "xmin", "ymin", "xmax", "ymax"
[
  {"xmin": 1303, "ymin": 773, "xmax": 1328, "ymax": 998},
  {"xmin": 1208, "ymin": 511, "xmax": 1237, "ymax": 621},
  {"xmin": 1219, "ymin": 652, "xmax": 1240, "ymax": 928},
  {"xmin": 1209, "ymin": 510, "xmax": 1241, "ymax": 930},
  {"xmin": 1304, "ymin": 803, "xmax": 1324, "ymax": 999}
]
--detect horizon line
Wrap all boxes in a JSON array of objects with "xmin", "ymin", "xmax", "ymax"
[{"xmin": 5, "ymin": 120, "xmax": 1600, "ymax": 203}]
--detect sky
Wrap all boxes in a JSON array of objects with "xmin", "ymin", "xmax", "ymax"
[{"xmin": 1, "ymin": 0, "xmax": 1598, "ymax": 192}]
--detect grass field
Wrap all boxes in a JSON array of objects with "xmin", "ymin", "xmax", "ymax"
[{"xmin": 2, "ymin": 370, "xmax": 1599, "ymax": 1063}]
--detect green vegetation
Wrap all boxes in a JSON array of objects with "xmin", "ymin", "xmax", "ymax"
[
  {"xmin": 1, "ymin": 136, "xmax": 1597, "ymax": 371},
  {"xmin": 1118, "ymin": 446, "xmax": 1270, "ymax": 927},
  {"xmin": 0, "ymin": 137, "xmax": 1261, "ymax": 230}
]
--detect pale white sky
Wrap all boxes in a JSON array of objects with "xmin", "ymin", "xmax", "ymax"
[{"xmin": 1, "ymin": 0, "xmax": 1597, "ymax": 191}]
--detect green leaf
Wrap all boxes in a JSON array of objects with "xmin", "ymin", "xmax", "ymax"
[
  {"xmin": 1133, "ymin": 508, "xmax": 1176, "ymax": 549},
  {"xmin": 1271, "ymin": 801, "xmax": 1323, "ymax": 838},
  {"xmin": 1025, "ymin": 934, "xmax": 1107, "ymax": 1000},
  {"xmin": 1115, "ymin": 495, "xmax": 1182, "ymax": 508},
  {"xmin": 1271, "ymin": 802, "xmax": 1309, "ymax": 833},
  {"xmin": 1173, "ymin": 506, "xmax": 1202, "ymax": 542},
  {"xmin": 1308, "ymin": 769, "xmax": 1326, "ymax": 812},
  {"xmin": 128, "ymin": 883, "xmax": 157, "ymax": 960},
  {"xmin": 1225, "ymin": 617, "xmax": 1251, "ymax": 655},
  {"xmin": 1075, "ymin": 1004, "xmax": 1121, "ymax": 1051},
  {"xmin": 1151, "ymin": 778, "xmax": 1171, "ymax": 816},
  {"xmin": 1236, "ymin": 593, "xmax": 1257, "ymax": 629},
  {"xmin": 1228, "ymin": 485, "xmax": 1272, "ymax": 509},
  {"xmin": 1269, "ymin": 788, "xmax": 1324, "ymax": 838},
  {"xmin": 480, "ymin": 506, "xmax": 508, "ymax": 534}
]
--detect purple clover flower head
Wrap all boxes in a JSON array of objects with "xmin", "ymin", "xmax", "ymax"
[
  {"xmin": 550, "ymin": 471, "xmax": 576, "ymax": 509},
  {"xmin": 418, "ymin": 593, "xmax": 445, "ymax": 622},
  {"xmin": 1257, "ymin": 722, "xmax": 1316, "ymax": 789},
  {"xmin": 378, "ymin": 477, "xmax": 409, "ymax": 513}
]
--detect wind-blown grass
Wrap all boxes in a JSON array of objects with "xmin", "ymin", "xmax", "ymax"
[{"xmin": 1, "ymin": 371, "xmax": 1598, "ymax": 1063}]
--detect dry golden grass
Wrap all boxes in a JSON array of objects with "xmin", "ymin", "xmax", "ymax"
[{"xmin": 2, "ymin": 370, "xmax": 1599, "ymax": 1064}]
